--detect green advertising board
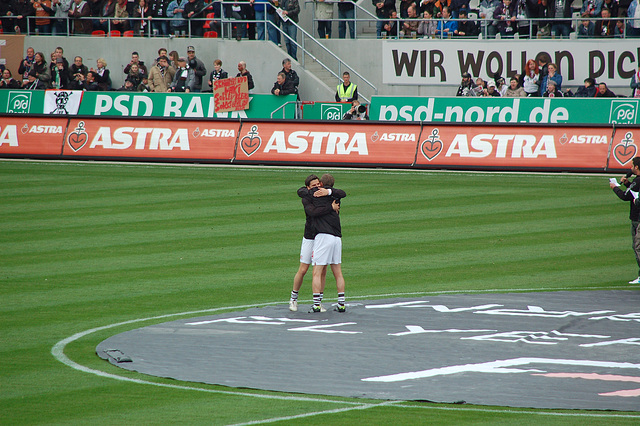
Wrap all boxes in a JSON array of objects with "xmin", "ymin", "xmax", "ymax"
[
  {"xmin": 0, "ymin": 90, "xmax": 296, "ymax": 119},
  {"xmin": 369, "ymin": 96, "xmax": 640, "ymax": 125},
  {"xmin": 302, "ymin": 102, "xmax": 353, "ymax": 120},
  {"xmin": 0, "ymin": 90, "xmax": 46, "ymax": 114},
  {"xmin": 77, "ymin": 92, "xmax": 297, "ymax": 119}
]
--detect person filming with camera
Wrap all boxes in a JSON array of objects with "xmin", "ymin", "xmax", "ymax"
[{"xmin": 342, "ymin": 99, "xmax": 368, "ymax": 120}]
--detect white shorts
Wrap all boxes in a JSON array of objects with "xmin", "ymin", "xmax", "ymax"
[
  {"xmin": 299, "ymin": 238, "xmax": 314, "ymax": 264},
  {"xmin": 311, "ymin": 233, "xmax": 342, "ymax": 266}
]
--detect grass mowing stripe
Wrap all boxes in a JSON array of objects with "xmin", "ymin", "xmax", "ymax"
[{"xmin": 2, "ymin": 160, "xmax": 638, "ymax": 424}]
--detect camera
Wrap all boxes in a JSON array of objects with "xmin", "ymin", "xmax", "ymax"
[{"xmin": 357, "ymin": 105, "xmax": 366, "ymax": 114}]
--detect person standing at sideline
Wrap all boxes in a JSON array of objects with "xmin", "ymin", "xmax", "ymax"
[{"xmin": 610, "ymin": 157, "xmax": 640, "ymax": 284}]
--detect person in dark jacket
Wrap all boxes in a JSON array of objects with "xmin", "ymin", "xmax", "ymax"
[
  {"xmin": 574, "ymin": 77, "xmax": 597, "ymax": 97},
  {"xmin": 595, "ymin": 82, "xmax": 616, "ymax": 97},
  {"xmin": 610, "ymin": 157, "xmax": 640, "ymax": 284},
  {"xmin": 236, "ymin": 61, "xmax": 255, "ymax": 91},
  {"xmin": 271, "ymin": 72, "xmax": 295, "ymax": 95},
  {"xmin": 0, "ymin": 69, "xmax": 21, "ymax": 89},
  {"xmin": 183, "ymin": 0, "xmax": 204, "ymax": 37}
]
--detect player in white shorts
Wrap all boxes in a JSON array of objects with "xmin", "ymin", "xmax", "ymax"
[{"xmin": 289, "ymin": 175, "xmax": 327, "ymax": 312}]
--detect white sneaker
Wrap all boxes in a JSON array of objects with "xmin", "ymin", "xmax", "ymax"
[
  {"xmin": 629, "ymin": 277, "xmax": 640, "ymax": 284},
  {"xmin": 319, "ymin": 304, "xmax": 327, "ymax": 313},
  {"xmin": 289, "ymin": 299, "xmax": 298, "ymax": 311}
]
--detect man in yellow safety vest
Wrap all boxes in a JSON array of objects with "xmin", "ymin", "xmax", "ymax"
[{"xmin": 335, "ymin": 71, "xmax": 358, "ymax": 102}]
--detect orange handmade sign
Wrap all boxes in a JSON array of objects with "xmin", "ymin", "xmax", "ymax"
[{"xmin": 214, "ymin": 76, "xmax": 250, "ymax": 113}]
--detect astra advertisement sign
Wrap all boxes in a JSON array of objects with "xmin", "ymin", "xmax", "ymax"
[
  {"xmin": 383, "ymin": 40, "xmax": 640, "ymax": 87},
  {"xmin": 0, "ymin": 115, "xmax": 636, "ymax": 172}
]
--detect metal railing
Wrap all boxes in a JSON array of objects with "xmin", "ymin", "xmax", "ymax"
[{"xmin": 3, "ymin": 11, "xmax": 639, "ymax": 39}]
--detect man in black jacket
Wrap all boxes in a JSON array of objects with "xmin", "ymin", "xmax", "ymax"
[
  {"xmin": 271, "ymin": 72, "xmax": 295, "ymax": 95},
  {"xmin": 610, "ymin": 157, "xmax": 640, "ymax": 284},
  {"xmin": 302, "ymin": 174, "xmax": 348, "ymax": 313}
]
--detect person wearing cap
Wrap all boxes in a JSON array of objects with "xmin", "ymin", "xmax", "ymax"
[
  {"xmin": 456, "ymin": 72, "xmax": 476, "ymax": 96},
  {"xmin": 51, "ymin": 57, "xmax": 70, "ymax": 89},
  {"xmin": 485, "ymin": 80, "xmax": 501, "ymax": 96},
  {"xmin": 23, "ymin": 69, "xmax": 47, "ymax": 90},
  {"xmin": 186, "ymin": 46, "xmax": 206, "ymax": 92},
  {"xmin": 169, "ymin": 57, "xmax": 195, "ymax": 92}
]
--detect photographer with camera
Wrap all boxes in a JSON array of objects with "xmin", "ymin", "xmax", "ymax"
[{"xmin": 342, "ymin": 100, "xmax": 368, "ymax": 120}]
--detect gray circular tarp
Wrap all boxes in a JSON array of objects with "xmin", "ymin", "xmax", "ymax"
[{"xmin": 97, "ymin": 290, "xmax": 640, "ymax": 411}]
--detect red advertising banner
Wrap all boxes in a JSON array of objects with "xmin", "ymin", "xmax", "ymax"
[
  {"xmin": 236, "ymin": 121, "xmax": 628, "ymax": 171},
  {"xmin": 610, "ymin": 129, "xmax": 639, "ymax": 169},
  {"xmin": 61, "ymin": 118, "xmax": 238, "ymax": 160},
  {"xmin": 0, "ymin": 116, "xmax": 66, "ymax": 155},
  {"xmin": 235, "ymin": 121, "xmax": 421, "ymax": 165},
  {"xmin": 412, "ymin": 125, "xmax": 615, "ymax": 169}
]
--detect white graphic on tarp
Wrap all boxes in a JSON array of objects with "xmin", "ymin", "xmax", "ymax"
[
  {"xmin": 590, "ymin": 313, "xmax": 640, "ymax": 322},
  {"xmin": 461, "ymin": 330, "xmax": 610, "ymax": 345},
  {"xmin": 187, "ymin": 316, "xmax": 317, "ymax": 325},
  {"xmin": 361, "ymin": 358, "xmax": 640, "ymax": 383},
  {"xmin": 389, "ymin": 326, "xmax": 495, "ymax": 336},
  {"xmin": 288, "ymin": 322, "xmax": 362, "ymax": 334},
  {"xmin": 474, "ymin": 305, "xmax": 614, "ymax": 318},
  {"xmin": 581, "ymin": 337, "xmax": 640, "ymax": 348}
]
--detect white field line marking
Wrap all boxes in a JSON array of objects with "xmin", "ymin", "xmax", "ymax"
[
  {"xmin": 1, "ymin": 158, "xmax": 616, "ymax": 179},
  {"xmin": 228, "ymin": 401, "xmax": 403, "ymax": 426},
  {"xmin": 51, "ymin": 289, "xmax": 638, "ymax": 417}
]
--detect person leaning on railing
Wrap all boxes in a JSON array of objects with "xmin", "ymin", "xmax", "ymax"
[{"xmin": 68, "ymin": 0, "xmax": 92, "ymax": 35}]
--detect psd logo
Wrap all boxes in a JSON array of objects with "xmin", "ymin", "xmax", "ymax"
[
  {"xmin": 7, "ymin": 91, "xmax": 32, "ymax": 114},
  {"xmin": 321, "ymin": 104, "xmax": 343, "ymax": 121},
  {"xmin": 610, "ymin": 100, "xmax": 638, "ymax": 125}
]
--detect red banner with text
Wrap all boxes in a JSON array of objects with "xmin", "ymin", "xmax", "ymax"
[
  {"xmin": 61, "ymin": 118, "xmax": 238, "ymax": 159},
  {"xmin": 0, "ymin": 116, "xmax": 66, "ymax": 155},
  {"xmin": 0, "ymin": 114, "xmax": 636, "ymax": 173}
]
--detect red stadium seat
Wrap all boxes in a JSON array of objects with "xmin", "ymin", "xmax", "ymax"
[
  {"xmin": 109, "ymin": 30, "xmax": 121, "ymax": 37},
  {"xmin": 91, "ymin": 30, "xmax": 106, "ymax": 37},
  {"xmin": 203, "ymin": 12, "xmax": 215, "ymax": 30},
  {"xmin": 204, "ymin": 30, "xmax": 218, "ymax": 38},
  {"xmin": 123, "ymin": 30, "xmax": 134, "ymax": 37}
]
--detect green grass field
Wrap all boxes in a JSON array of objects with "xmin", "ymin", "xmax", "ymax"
[{"xmin": 2, "ymin": 159, "xmax": 639, "ymax": 425}]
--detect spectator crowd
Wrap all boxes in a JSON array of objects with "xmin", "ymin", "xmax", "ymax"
[{"xmin": 455, "ymin": 52, "xmax": 639, "ymax": 98}]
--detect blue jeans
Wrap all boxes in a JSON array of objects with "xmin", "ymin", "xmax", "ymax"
[
  {"xmin": 338, "ymin": 8, "xmax": 355, "ymax": 38},
  {"xmin": 376, "ymin": 18, "xmax": 384, "ymax": 38},
  {"xmin": 551, "ymin": 23, "xmax": 570, "ymax": 38},
  {"xmin": 267, "ymin": 12, "xmax": 280, "ymax": 44},
  {"xmin": 255, "ymin": 9, "xmax": 265, "ymax": 40},
  {"xmin": 282, "ymin": 20, "xmax": 297, "ymax": 60},
  {"xmin": 153, "ymin": 19, "xmax": 169, "ymax": 36}
]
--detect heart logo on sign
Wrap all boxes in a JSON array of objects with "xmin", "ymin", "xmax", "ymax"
[
  {"xmin": 614, "ymin": 132, "xmax": 637, "ymax": 166},
  {"xmin": 420, "ymin": 128, "xmax": 443, "ymax": 161},
  {"xmin": 240, "ymin": 125, "xmax": 262, "ymax": 157},
  {"xmin": 67, "ymin": 121, "xmax": 88, "ymax": 152}
]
